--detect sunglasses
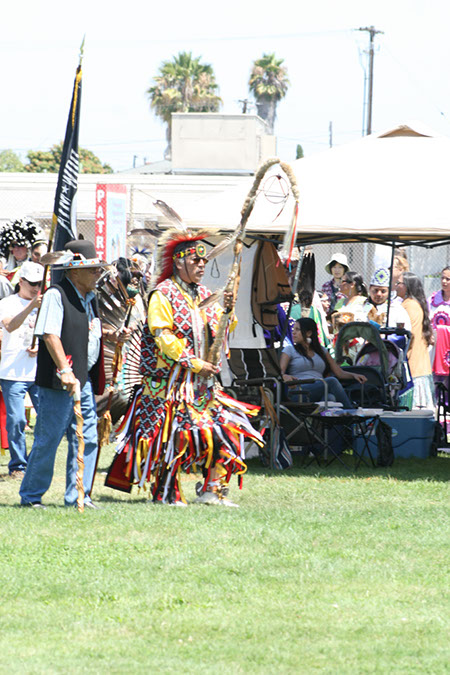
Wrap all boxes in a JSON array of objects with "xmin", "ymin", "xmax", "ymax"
[{"xmin": 24, "ymin": 279, "xmax": 41, "ymax": 287}]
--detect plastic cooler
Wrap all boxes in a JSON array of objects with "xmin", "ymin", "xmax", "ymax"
[{"xmin": 354, "ymin": 409, "xmax": 436, "ymax": 459}]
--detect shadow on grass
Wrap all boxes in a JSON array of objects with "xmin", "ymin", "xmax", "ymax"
[
  {"xmin": 245, "ymin": 453, "xmax": 450, "ymax": 483},
  {"xmin": 0, "ymin": 495, "xmax": 151, "ymax": 509},
  {"xmin": 94, "ymin": 494, "xmax": 150, "ymax": 504}
]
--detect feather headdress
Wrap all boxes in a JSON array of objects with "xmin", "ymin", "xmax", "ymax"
[
  {"xmin": 0, "ymin": 218, "xmax": 46, "ymax": 258},
  {"xmin": 152, "ymin": 227, "xmax": 215, "ymax": 287}
]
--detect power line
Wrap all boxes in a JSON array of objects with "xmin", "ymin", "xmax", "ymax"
[
  {"xmin": 383, "ymin": 41, "xmax": 450, "ymax": 127},
  {"xmin": 1, "ymin": 29, "xmax": 352, "ymax": 52}
]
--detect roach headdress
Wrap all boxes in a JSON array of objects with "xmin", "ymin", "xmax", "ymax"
[{"xmin": 152, "ymin": 227, "xmax": 214, "ymax": 287}]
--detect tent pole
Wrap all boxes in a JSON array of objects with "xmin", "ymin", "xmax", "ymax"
[{"xmin": 386, "ymin": 242, "xmax": 396, "ymax": 326}]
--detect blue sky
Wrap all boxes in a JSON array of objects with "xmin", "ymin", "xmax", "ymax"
[{"xmin": 2, "ymin": 0, "xmax": 450, "ymax": 171}]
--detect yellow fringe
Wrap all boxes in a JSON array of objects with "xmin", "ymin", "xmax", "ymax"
[
  {"xmin": 97, "ymin": 411, "xmax": 112, "ymax": 448},
  {"xmin": 112, "ymin": 346, "xmax": 123, "ymax": 373},
  {"xmin": 203, "ymin": 427, "xmax": 214, "ymax": 469}
]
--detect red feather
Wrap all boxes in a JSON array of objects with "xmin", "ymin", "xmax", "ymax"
[{"xmin": 155, "ymin": 230, "xmax": 212, "ymax": 285}]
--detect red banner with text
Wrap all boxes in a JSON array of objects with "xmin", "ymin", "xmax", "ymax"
[{"xmin": 95, "ymin": 184, "xmax": 127, "ymax": 261}]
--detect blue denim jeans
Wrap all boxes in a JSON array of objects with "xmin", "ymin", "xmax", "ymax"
[
  {"xmin": 19, "ymin": 380, "xmax": 98, "ymax": 506},
  {"xmin": 288, "ymin": 376, "xmax": 354, "ymax": 409},
  {"xmin": 0, "ymin": 379, "xmax": 40, "ymax": 473}
]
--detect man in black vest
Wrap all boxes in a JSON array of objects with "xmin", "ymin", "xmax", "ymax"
[{"xmin": 20, "ymin": 240, "xmax": 106, "ymax": 509}]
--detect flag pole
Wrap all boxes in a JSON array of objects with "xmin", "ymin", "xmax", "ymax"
[
  {"xmin": 32, "ymin": 40, "xmax": 85, "ymax": 348},
  {"xmin": 48, "ymin": 36, "xmax": 84, "ymax": 254}
]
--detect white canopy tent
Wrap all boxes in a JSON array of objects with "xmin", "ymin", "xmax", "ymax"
[
  {"xmin": 177, "ymin": 124, "xmax": 450, "ymax": 351},
  {"xmin": 181, "ymin": 123, "xmax": 450, "ymax": 247}
]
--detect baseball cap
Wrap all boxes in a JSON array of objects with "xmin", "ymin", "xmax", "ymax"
[{"xmin": 20, "ymin": 261, "xmax": 44, "ymax": 283}]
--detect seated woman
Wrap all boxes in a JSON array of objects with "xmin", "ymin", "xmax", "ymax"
[{"xmin": 280, "ymin": 317, "xmax": 367, "ymax": 407}]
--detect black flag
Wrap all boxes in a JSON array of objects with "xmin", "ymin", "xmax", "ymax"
[{"xmin": 51, "ymin": 53, "xmax": 83, "ymax": 255}]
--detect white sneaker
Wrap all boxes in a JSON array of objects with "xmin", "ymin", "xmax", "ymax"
[
  {"xmin": 194, "ymin": 490, "xmax": 239, "ymax": 507},
  {"xmin": 153, "ymin": 498, "xmax": 188, "ymax": 507}
]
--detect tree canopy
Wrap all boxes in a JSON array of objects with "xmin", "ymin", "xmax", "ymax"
[
  {"xmin": 0, "ymin": 149, "xmax": 25, "ymax": 172},
  {"xmin": 24, "ymin": 143, "xmax": 113, "ymax": 173},
  {"xmin": 249, "ymin": 53, "xmax": 289, "ymax": 134},
  {"xmin": 147, "ymin": 51, "xmax": 222, "ymax": 158}
]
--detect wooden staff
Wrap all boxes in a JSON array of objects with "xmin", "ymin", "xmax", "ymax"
[{"xmin": 73, "ymin": 380, "xmax": 85, "ymax": 513}]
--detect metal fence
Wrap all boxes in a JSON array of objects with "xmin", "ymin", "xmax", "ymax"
[{"xmin": 311, "ymin": 241, "xmax": 450, "ymax": 299}]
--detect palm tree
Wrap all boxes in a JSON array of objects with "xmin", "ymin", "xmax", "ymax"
[
  {"xmin": 148, "ymin": 52, "xmax": 222, "ymax": 159},
  {"xmin": 248, "ymin": 53, "xmax": 289, "ymax": 134}
]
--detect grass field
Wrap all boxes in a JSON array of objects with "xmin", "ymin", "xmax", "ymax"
[{"xmin": 0, "ymin": 434, "xmax": 449, "ymax": 674}]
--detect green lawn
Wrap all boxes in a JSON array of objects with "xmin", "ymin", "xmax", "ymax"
[{"xmin": 0, "ymin": 435, "xmax": 449, "ymax": 674}]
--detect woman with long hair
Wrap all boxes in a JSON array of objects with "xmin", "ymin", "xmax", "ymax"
[
  {"xmin": 333, "ymin": 271, "xmax": 368, "ymax": 322},
  {"xmin": 340, "ymin": 271, "xmax": 368, "ymax": 301},
  {"xmin": 332, "ymin": 271, "xmax": 369, "ymax": 361},
  {"xmin": 392, "ymin": 250, "xmax": 409, "ymax": 287},
  {"xmin": 280, "ymin": 317, "xmax": 366, "ymax": 407},
  {"xmin": 396, "ymin": 272, "xmax": 435, "ymax": 409}
]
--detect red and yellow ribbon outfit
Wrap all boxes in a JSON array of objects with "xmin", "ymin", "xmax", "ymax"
[{"xmin": 109, "ymin": 275, "xmax": 263, "ymax": 504}]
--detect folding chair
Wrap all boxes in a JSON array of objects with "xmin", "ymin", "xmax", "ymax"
[
  {"xmin": 435, "ymin": 381, "xmax": 450, "ymax": 451},
  {"xmin": 228, "ymin": 348, "xmax": 376, "ymax": 470}
]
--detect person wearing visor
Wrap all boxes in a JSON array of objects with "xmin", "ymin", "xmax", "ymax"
[
  {"xmin": 106, "ymin": 228, "xmax": 263, "ymax": 507},
  {"xmin": 0, "ymin": 261, "xmax": 43, "ymax": 478}
]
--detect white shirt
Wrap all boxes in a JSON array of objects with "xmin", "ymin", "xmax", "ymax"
[
  {"xmin": 0, "ymin": 294, "xmax": 39, "ymax": 381},
  {"xmin": 0, "ymin": 275, "xmax": 13, "ymax": 300},
  {"xmin": 362, "ymin": 300, "xmax": 412, "ymax": 332},
  {"xmin": 34, "ymin": 280, "xmax": 101, "ymax": 370}
]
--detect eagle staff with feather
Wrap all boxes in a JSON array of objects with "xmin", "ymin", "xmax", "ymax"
[{"xmin": 204, "ymin": 156, "xmax": 301, "ymax": 364}]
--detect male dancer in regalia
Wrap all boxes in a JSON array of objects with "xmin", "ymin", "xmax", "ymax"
[{"xmin": 106, "ymin": 228, "xmax": 263, "ymax": 506}]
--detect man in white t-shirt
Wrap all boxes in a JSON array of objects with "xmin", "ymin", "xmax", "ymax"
[{"xmin": 0, "ymin": 261, "xmax": 43, "ymax": 478}]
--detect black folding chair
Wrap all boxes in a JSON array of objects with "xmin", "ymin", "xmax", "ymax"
[{"xmin": 227, "ymin": 348, "xmax": 376, "ymax": 470}]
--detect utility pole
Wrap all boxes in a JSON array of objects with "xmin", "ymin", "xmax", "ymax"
[
  {"xmin": 329, "ymin": 121, "xmax": 333, "ymax": 148},
  {"xmin": 238, "ymin": 99, "xmax": 249, "ymax": 114},
  {"xmin": 358, "ymin": 25, "xmax": 384, "ymax": 135}
]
